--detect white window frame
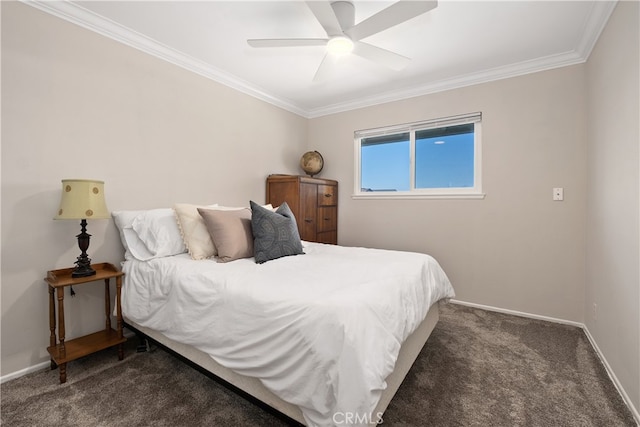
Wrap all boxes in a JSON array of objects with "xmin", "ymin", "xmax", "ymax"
[{"xmin": 353, "ymin": 112, "xmax": 485, "ymax": 200}]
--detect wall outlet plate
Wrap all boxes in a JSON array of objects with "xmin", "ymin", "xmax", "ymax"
[{"xmin": 553, "ymin": 187, "xmax": 564, "ymax": 201}]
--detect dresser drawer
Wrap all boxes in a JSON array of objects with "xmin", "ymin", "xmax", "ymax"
[
  {"xmin": 317, "ymin": 185, "xmax": 337, "ymax": 206},
  {"xmin": 316, "ymin": 231, "xmax": 337, "ymax": 245},
  {"xmin": 317, "ymin": 207, "xmax": 337, "ymax": 233}
]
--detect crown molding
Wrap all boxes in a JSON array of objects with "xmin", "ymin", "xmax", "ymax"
[
  {"xmin": 575, "ymin": 0, "xmax": 618, "ymax": 59},
  {"xmin": 307, "ymin": 0, "xmax": 618, "ymax": 118},
  {"xmin": 21, "ymin": 0, "xmax": 308, "ymax": 118},
  {"xmin": 306, "ymin": 50, "xmax": 586, "ymax": 118},
  {"xmin": 22, "ymin": 0, "xmax": 617, "ymax": 120}
]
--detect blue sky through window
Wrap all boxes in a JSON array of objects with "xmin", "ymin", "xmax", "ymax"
[
  {"xmin": 416, "ymin": 133, "xmax": 474, "ymax": 188},
  {"xmin": 360, "ymin": 127, "xmax": 474, "ymax": 191},
  {"xmin": 361, "ymin": 139, "xmax": 410, "ymax": 191}
]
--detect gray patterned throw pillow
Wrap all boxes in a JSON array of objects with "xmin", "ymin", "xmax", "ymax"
[{"xmin": 250, "ymin": 200, "xmax": 304, "ymax": 264}]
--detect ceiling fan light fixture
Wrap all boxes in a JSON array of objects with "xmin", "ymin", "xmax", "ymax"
[{"xmin": 327, "ymin": 36, "xmax": 354, "ymax": 56}]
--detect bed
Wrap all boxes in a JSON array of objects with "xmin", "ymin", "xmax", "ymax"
[{"xmin": 113, "ymin": 203, "xmax": 455, "ymax": 427}]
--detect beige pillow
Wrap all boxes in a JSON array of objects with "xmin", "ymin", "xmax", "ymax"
[
  {"xmin": 198, "ymin": 208, "xmax": 253, "ymax": 263},
  {"xmin": 174, "ymin": 203, "xmax": 219, "ymax": 260},
  {"xmin": 174, "ymin": 203, "xmax": 272, "ymax": 260}
]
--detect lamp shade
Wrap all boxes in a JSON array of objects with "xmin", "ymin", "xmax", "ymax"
[{"xmin": 54, "ymin": 179, "xmax": 110, "ymax": 220}]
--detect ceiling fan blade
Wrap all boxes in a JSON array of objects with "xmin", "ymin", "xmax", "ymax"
[
  {"xmin": 306, "ymin": 1, "xmax": 343, "ymax": 36},
  {"xmin": 248, "ymin": 38, "xmax": 328, "ymax": 48},
  {"xmin": 345, "ymin": 0, "xmax": 438, "ymax": 41},
  {"xmin": 352, "ymin": 42, "xmax": 410, "ymax": 71},
  {"xmin": 313, "ymin": 53, "xmax": 339, "ymax": 82}
]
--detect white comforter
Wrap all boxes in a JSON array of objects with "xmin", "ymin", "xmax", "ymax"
[{"xmin": 122, "ymin": 242, "xmax": 454, "ymax": 427}]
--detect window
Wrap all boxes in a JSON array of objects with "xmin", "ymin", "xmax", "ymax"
[{"xmin": 354, "ymin": 112, "xmax": 483, "ymax": 199}]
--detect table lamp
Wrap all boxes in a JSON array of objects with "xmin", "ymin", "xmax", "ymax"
[{"xmin": 54, "ymin": 179, "xmax": 110, "ymax": 278}]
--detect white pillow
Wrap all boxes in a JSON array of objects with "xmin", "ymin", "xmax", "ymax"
[
  {"xmin": 112, "ymin": 208, "xmax": 186, "ymax": 261},
  {"xmin": 131, "ymin": 208, "xmax": 185, "ymax": 260},
  {"xmin": 112, "ymin": 210, "xmax": 146, "ymax": 261},
  {"xmin": 123, "ymin": 228, "xmax": 155, "ymax": 261}
]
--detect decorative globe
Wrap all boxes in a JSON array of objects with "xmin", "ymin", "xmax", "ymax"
[{"xmin": 300, "ymin": 151, "xmax": 324, "ymax": 177}]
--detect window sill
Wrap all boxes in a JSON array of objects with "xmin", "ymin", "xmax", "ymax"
[{"xmin": 352, "ymin": 192, "xmax": 486, "ymax": 200}]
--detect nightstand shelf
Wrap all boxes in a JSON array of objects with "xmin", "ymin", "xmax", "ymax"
[
  {"xmin": 45, "ymin": 262, "xmax": 125, "ymax": 383},
  {"xmin": 47, "ymin": 329, "xmax": 124, "ymax": 363}
]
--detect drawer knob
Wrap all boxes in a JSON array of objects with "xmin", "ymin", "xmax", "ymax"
[
  {"xmin": 304, "ymin": 218, "xmax": 313, "ymax": 223},
  {"xmin": 324, "ymin": 193, "xmax": 332, "ymax": 197},
  {"xmin": 324, "ymin": 218, "xmax": 330, "ymax": 221}
]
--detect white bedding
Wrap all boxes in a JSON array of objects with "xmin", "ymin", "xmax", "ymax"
[{"xmin": 122, "ymin": 242, "xmax": 454, "ymax": 427}]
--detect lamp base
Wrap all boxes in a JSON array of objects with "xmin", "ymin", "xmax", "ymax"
[
  {"xmin": 71, "ymin": 263, "xmax": 96, "ymax": 278},
  {"xmin": 72, "ymin": 219, "xmax": 96, "ymax": 278}
]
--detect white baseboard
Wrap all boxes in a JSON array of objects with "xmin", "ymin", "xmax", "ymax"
[
  {"xmin": 1, "ymin": 361, "xmax": 50, "ymax": 384},
  {"xmin": 450, "ymin": 299, "xmax": 640, "ymax": 426},
  {"xmin": 582, "ymin": 325, "xmax": 640, "ymax": 425},
  {"xmin": 450, "ymin": 299, "xmax": 584, "ymax": 327}
]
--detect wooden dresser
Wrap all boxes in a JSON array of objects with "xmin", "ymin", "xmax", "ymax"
[{"xmin": 266, "ymin": 174, "xmax": 338, "ymax": 244}]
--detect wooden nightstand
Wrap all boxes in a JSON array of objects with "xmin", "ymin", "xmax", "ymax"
[{"xmin": 45, "ymin": 263, "xmax": 126, "ymax": 383}]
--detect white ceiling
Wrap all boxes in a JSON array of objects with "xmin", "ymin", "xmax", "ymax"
[{"xmin": 27, "ymin": 1, "xmax": 616, "ymax": 118}]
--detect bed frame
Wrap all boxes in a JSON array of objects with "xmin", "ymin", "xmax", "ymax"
[{"xmin": 124, "ymin": 303, "xmax": 440, "ymax": 426}]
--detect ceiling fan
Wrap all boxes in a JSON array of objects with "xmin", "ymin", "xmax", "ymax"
[{"xmin": 247, "ymin": 1, "xmax": 438, "ymax": 81}]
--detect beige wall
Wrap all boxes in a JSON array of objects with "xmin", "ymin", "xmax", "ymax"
[
  {"xmin": 309, "ymin": 65, "xmax": 588, "ymax": 322},
  {"xmin": 1, "ymin": 2, "xmax": 306, "ymax": 376},
  {"xmin": 585, "ymin": 0, "xmax": 640, "ymax": 413}
]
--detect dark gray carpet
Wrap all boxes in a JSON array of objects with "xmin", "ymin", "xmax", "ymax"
[{"xmin": 1, "ymin": 304, "xmax": 636, "ymax": 426}]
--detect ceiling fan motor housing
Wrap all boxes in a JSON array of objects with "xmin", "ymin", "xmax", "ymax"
[{"xmin": 331, "ymin": 1, "xmax": 355, "ymax": 33}]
